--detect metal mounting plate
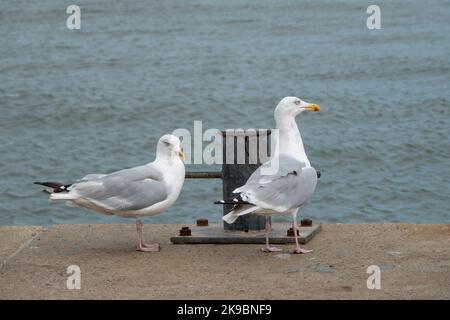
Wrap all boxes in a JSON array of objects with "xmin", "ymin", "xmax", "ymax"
[{"xmin": 170, "ymin": 223, "xmax": 321, "ymax": 244}]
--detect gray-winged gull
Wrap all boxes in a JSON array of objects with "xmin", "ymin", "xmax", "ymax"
[
  {"xmin": 220, "ymin": 97, "xmax": 320, "ymax": 254},
  {"xmin": 35, "ymin": 134, "xmax": 185, "ymax": 252}
]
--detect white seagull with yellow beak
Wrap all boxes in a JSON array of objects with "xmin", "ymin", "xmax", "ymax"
[
  {"xmin": 35, "ymin": 134, "xmax": 185, "ymax": 252},
  {"xmin": 220, "ymin": 97, "xmax": 320, "ymax": 254}
]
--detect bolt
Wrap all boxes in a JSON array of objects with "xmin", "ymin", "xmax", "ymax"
[
  {"xmin": 179, "ymin": 226, "xmax": 191, "ymax": 236},
  {"xmin": 196, "ymin": 218, "xmax": 209, "ymax": 227},
  {"xmin": 301, "ymin": 219, "xmax": 312, "ymax": 227},
  {"xmin": 287, "ymin": 227, "xmax": 299, "ymax": 237}
]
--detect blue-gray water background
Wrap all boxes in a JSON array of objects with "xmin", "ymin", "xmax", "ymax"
[{"xmin": 1, "ymin": 0, "xmax": 449, "ymax": 226}]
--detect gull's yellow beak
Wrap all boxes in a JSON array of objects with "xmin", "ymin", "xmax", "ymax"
[
  {"xmin": 178, "ymin": 150, "xmax": 185, "ymax": 161},
  {"xmin": 304, "ymin": 103, "xmax": 320, "ymax": 112}
]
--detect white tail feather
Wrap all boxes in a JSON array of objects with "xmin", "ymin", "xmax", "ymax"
[
  {"xmin": 222, "ymin": 205, "xmax": 259, "ymax": 224},
  {"xmin": 222, "ymin": 212, "xmax": 239, "ymax": 224},
  {"xmin": 50, "ymin": 193, "xmax": 77, "ymax": 201}
]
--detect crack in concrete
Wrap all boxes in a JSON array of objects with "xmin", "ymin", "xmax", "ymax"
[{"xmin": 1, "ymin": 229, "xmax": 45, "ymax": 270}]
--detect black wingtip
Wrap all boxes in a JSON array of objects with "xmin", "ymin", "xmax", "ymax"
[
  {"xmin": 33, "ymin": 181, "xmax": 71, "ymax": 192},
  {"xmin": 214, "ymin": 199, "xmax": 250, "ymax": 205}
]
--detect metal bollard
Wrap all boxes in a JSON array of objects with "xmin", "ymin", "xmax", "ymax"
[
  {"xmin": 185, "ymin": 129, "xmax": 272, "ymax": 231},
  {"xmin": 221, "ymin": 129, "xmax": 271, "ymax": 231}
]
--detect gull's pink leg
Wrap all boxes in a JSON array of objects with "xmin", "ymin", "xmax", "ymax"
[
  {"xmin": 261, "ymin": 218, "xmax": 282, "ymax": 253},
  {"xmin": 290, "ymin": 210, "xmax": 313, "ymax": 254},
  {"xmin": 135, "ymin": 218, "xmax": 160, "ymax": 252}
]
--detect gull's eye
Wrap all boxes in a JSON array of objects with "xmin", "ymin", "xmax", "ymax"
[
  {"xmin": 163, "ymin": 140, "xmax": 171, "ymax": 147},
  {"xmin": 294, "ymin": 100, "xmax": 301, "ymax": 105}
]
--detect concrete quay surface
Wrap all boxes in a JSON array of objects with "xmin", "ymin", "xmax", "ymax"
[{"xmin": 0, "ymin": 223, "xmax": 449, "ymax": 299}]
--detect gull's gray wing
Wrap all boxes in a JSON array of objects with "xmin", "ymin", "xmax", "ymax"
[
  {"xmin": 70, "ymin": 163, "xmax": 167, "ymax": 211},
  {"xmin": 234, "ymin": 155, "xmax": 318, "ymax": 212},
  {"xmin": 79, "ymin": 163, "xmax": 164, "ymax": 182}
]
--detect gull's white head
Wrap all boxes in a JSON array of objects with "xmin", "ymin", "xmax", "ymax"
[
  {"xmin": 274, "ymin": 96, "xmax": 320, "ymax": 119},
  {"xmin": 157, "ymin": 134, "xmax": 184, "ymax": 161}
]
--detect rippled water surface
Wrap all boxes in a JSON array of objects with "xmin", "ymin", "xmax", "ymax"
[{"xmin": 1, "ymin": 0, "xmax": 449, "ymax": 225}]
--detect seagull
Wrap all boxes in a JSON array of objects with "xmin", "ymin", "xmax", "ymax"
[
  {"xmin": 218, "ymin": 97, "xmax": 320, "ymax": 254},
  {"xmin": 34, "ymin": 134, "xmax": 185, "ymax": 252}
]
